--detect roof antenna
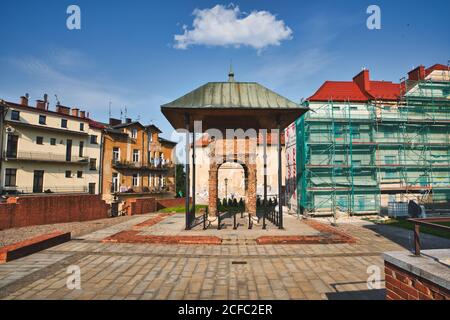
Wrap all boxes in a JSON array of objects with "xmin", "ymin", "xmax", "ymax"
[
  {"xmin": 108, "ymin": 101, "xmax": 112, "ymax": 119},
  {"xmin": 228, "ymin": 59, "xmax": 235, "ymax": 82},
  {"xmin": 54, "ymin": 94, "xmax": 60, "ymax": 106}
]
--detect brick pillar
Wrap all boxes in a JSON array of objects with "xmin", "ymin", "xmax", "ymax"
[
  {"xmin": 208, "ymin": 164, "xmax": 218, "ymax": 217},
  {"xmin": 247, "ymin": 163, "xmax": 257, "ymax": 216}
]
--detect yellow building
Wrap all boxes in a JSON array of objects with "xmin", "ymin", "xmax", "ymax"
[
  {"xmin": 101, "ymin": 118, "xmax": 176, "ymax": 204},
  {"xmin": 0, "ymin": 95, "xmax": 103, "ymax": 195}
]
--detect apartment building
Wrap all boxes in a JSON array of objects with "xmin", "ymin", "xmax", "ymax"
[
  {"xmin": 286, "ymin": 63, "xmax": 450, "ymax": 216},
  {"xmin": 101, "ymin": 118, "xmax": 176, "ymax": 203},
  {"xmin": 0, "ymin": 95, "xmax": 104, "ymax": 195}
]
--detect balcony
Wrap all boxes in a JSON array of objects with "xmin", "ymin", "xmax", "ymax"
[
  {"xmin": 111, "ymin": 159, "xmax": 174, "ymax": 171},
  {"xmin": 4, "ymin": 151, "xmax": 89, "ymax": 164},
  {"xmin": 110, "ymin": 184, "xmax": 173, "ymax": 195},
  {"xmin": 2, "ymin": 185, "xmax": 88, "ymax": 195}
]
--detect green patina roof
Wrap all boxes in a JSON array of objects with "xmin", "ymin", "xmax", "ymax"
[{"xmin": 161, "ymin": 82, "xmax": 302, "ymax": 110}]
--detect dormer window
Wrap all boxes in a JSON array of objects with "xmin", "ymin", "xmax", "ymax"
[
  {"xmin": 11, "ymin": 110, "xmax": 20, "ymax": 121},
  {"xmin": 39, "ymin": 115, "xmax": 46, "ymax": 125},
  {"xmin": 131, "ymin": 129, "xmax": 138, "ymax": 139}
]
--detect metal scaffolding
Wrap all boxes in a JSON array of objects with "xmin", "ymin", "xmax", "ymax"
[{"xmin": 297, "ymin": 72, "xmax": 450, "ymax": 216}]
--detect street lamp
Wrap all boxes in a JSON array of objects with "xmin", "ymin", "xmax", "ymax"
[{"xmin": 224, "ymin": 178, "xmax": 228, "ymax": 201}]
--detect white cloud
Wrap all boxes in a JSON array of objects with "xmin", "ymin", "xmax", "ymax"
[{"xmin": 174, "ymin": 4, "xmax": 293, "ymax": 51}]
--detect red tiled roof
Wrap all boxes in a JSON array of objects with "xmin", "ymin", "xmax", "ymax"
[
  {"xmin": 366, "ymin": 81, "xmax": 401, "ymax": 100},
  {"xmin": 425, "ymin": 64, "xmax": 449, "ymax": 76},
  {"xmin": 88, "ymin": 119, "xmax": 106, "ymax": 130},
  {"xmin": 308, "ymin": 81, "xmax": 370, "ymax": 102},
  {"xmin": 308, "ymin": 72, "xmax": 400, "ymax": 102}
]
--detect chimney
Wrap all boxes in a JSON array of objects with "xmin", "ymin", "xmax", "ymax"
[
  {"xmin": 20, "ymin": 93, "xmax": 29, "ymax": 106},
  {"xmin": 353, "ymin": 69, "xmax": 371, "ymax": 91},
  {"xmin": 125, "ymin": 118, "xmax": 132, "ymax": 124},
  {"xmin": 109, "ymin": 118, "xmax": 121, "ymax": 126},
  {"xmin": 56, "ymin": 105, "xmax": 70, "ymax": 115},
  {"xmin": 79, "ymin": 110, "xmax": 86, "ymax": 118},
  {"xmin": 71, "ymin": 108, "xmax": 79, "ymax": 117},
  {"xmin": 408, "ymin": 65, "xmax": 425, "ymax": 81},
  {"xmin": 36, "ymin": 100, "xmax": 46, "ymax": 110}
]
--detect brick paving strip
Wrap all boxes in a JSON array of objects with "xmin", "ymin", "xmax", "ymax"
[
  {"xmin": 103, "ymin": 214, "xmax": 357, "ymax": 246},
  {"xmin": 133, "ymin": 213, "xmax": 176, "ymax": 228},
  {"xmin": 256, "ymin": 220, "xmax": 357, "ymax": 245},
  {"xmin": 103, "ymin": 213, "xmax": 222, "ymax": 245},
  {"xmin": 0, "ymin": 231, "xmax": 71, "ymax": 263}
]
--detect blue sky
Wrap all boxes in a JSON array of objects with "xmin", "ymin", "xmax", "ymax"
[{"xmin": 1, "ymin": 0, "xmax": 449, "ymax": 141}]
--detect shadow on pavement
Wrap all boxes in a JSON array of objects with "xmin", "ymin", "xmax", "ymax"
[{"xmin": 363, "ymin": 223, "xmax": 450, "ymax": 251}]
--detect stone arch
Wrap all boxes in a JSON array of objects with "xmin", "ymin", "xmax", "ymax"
[{"xmin": 208, "ymin": 156, "xmax": 257, "ymax": 217}]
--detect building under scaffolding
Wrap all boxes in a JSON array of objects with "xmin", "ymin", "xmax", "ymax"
[{"xmin": 288, "ymin": 64, "xmax": 450, "ymax": 216}]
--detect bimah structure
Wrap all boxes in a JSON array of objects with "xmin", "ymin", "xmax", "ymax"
[{"xmin": 161, "ymin": 71, "xmax": 308, "ymax": 230}]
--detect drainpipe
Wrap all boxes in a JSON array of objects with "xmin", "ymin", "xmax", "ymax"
[
  {"xmin": 98, "ymin": 130, "xmax": 105, "ymax": 196},
  {"xmin": 0, "ymin": 101, "xmax": 7, "ymax": 195}
]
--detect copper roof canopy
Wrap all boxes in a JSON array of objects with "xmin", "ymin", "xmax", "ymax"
[{"xmin": 161, "ymin": 79, "xmax": 309, "ymax": 131}]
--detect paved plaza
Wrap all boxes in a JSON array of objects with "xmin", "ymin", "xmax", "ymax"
[{"xmin": 0, "ymin": 213, "xmax": 449, "ymax": 300}]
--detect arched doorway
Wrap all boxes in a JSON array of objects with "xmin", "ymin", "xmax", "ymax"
[
  {"xmin": 217, "ymin": 161, "xmax": 247, "ymax": 209},
  {"xmin": 208, "ymin": 149, "xmax": 257, "ymax": 217}
]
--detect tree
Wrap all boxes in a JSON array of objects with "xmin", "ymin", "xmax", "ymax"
[{"xmin": 175, "ymin": 164, "xmax": 185, "ymax": 197}]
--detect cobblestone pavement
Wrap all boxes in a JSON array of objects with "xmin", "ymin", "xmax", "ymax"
[{"xmin": 0, "ymin": 215, "xmax": 448, "ymax": 300}]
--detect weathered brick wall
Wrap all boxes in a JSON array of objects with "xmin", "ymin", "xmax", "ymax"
[
  {"xmin": 124, "ymin": 197, "xmax": 157, "ymax": 216},
  {"xmin": 385, "ymin": 261, "xmax": 449, "ymax": 300},
  {"xmin": 0, "ymin": 195, "xmax": 110, "ymax": 230}
]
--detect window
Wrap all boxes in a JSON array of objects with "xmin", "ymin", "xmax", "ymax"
[
  {"xmin": 65, "ymin": 170, "xmax": 72, "ymax": 178},
  {"xmin": 351, "ymin": 125, "xmax": 360, "ymax": 139},
  {"xmin": 11, "ymin": 110, "xmax": 20, "ymax": 121},
  {"xmin": 148, "ymin": 174, "xmax": 153, "ymax": 187},
  {"xmin": 89, "ymin": 158, "xmax": 97, "ymax": 171},
  {"xmin": 112, "ymin": 173, "xmax": 119, "ymax": 193},
  {"xmin": 132, "ymin": 149, "xmax": 140, "ymax": 163},
  {"xmin": 61, "ymin": 119, "xmax": 68, "ymax": 128},
  {"xmin": 132, "ymin": 173, "xmax": 139, "ymax": 187},
  {"xmin": 334, "ymin": 124, "xmax": 343, "ymax": 138},
  {"xmin": 88, "ymin": 183, "xmax": 96, "ymax": 194},
  {"xmin": 6, "ymin": 135, "xmax": 18, "ymax": 158},
  {"xmin": 149, "ymin": 133, "xmax": 153, "ymax": 142},
  {"xmin": 80, "ymin": 123, "xmax": 84, "ymax": 131},
  {"xmin": 36, "ymin": 136, "xmax": 44, "ymax": 145},
  {"xmin": 131, "ymin": 129, "xmax": 138, "ymax": 139},
  {"xmin": 352, "ymin": 160, "xmax": 362, "ymax": 167},
  {"xmin": 77, "ymin": 171, "xmax": 83, "ymax": 178},
  {"xmin": 50, "ymin": 138, "xmax": 56, "ymax": 145},
  {"xmin": 113, "ymin": 147, "xmax": 120, "ymax": 162},
  {"xmin": 79, "ymin": 141, "xmax": 84, "ymax": 157},
  {"xmin": 39, "ymin": 115, "xmax": 46, "ymax": 125},
  {"xmin": 385, "ymin": 170, "xmax": 397, "ymax": 179},
  {"xmin": 5, "ymin": 169, "xmax": 17, "ymax": 187},
  {"xmin": 385, "ymin": 156, "xmax": 396, "ymax": 165},
  {"xmin": 90, "ymin": 135, "xmax": 98, "ymax": 144},
  {"xmin": 384, "ymin": 129, "xmax": 395, "ymax": 138}
]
